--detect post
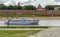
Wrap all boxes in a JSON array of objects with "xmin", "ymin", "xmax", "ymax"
[
  {"xmin": 32, "ymin": 15, "xmax": 35, "ymax": 20},
  {"xmin": 51, "ymin": 12, "xmax": 53, "ymax": 16},
  {"xmin": 7, "ymin": 18, "xmax": 11, "ymax": 27}
]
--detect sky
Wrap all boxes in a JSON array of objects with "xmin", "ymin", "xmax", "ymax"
[
  {"xmin": 55, "ymin": 0, "xmax": 60, "ymax": 2},
  {"xmin": 0, "ymin": 0, "xmax": 60, "ymax": 8}
]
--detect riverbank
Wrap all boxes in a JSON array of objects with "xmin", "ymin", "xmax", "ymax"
[
  {"xmin": 0, "ymin": 26, "xmax": 49, "ymax": 28},
  {"xmin": 0, "ymin": 17, "xmax": 60, "ymax": 20},
  {"xmin": 0, "ymin": 30, "xmax": 40, "ymax": 37},
  {"xmin": 29, "ymin": 27, "xmax": 60, "ymax": 37}
]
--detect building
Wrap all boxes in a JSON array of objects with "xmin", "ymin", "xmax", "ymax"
[
  {"xmin": 0, "ymin": 10, "xmax": 59, "ymax": 15},
  {"xmin": 37, "ymin": 4, "xmax": 44, "ymax": 10},
  {"xmin": 54, "ymin": 5, "xmax": 60, "ymax": 10},
  {"xmin": 17, "ymin": 2, "xmax": 20, "ymax": 6}
]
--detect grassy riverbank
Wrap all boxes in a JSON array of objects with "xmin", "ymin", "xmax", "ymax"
[
  {"xmin": 0, "ymin": 14, "xmax": 60, "ymax": 17},
  {"xmin": 0, "ymin": 30, "xmax": 41, "ymax": 37},
  {"xmin": 0, "ymin": 14, "xmax": 50, "ymax": 17},
  {"xmin": 0, "ymin": 26, "xmax": 49, "ymax": 28},
  {"xmin": 0, "ymin": 14, "xmax": 60, "ymax": 20}
]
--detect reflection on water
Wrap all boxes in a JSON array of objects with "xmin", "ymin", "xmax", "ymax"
[{"xmin": 0, "ymin": 20, "xmax": 60, "ymax": 26}]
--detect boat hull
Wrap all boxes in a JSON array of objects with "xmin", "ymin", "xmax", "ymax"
[{"xmin": 5, "ymin": 20, "xmax": 39, "ymax": 25}]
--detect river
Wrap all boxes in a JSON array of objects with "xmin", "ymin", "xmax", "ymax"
[{"xmin": 0, "ymin": 20, "xmax": 60, "ymax": 26}]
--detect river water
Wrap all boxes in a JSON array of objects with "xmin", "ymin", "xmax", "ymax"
[
  {"xmin": 0, "ymin": 20, "xmax": 60, "ymax": 26},
  {"xmin": 39, "ymin": 20, "xmax": 60, "ymax": 26}
]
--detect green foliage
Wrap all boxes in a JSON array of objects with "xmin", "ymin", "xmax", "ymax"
[
  {"xmin": 0, "ymin": 14, "xmax": 50, "ymax": 17},
  {"xmin": 0, "ymin": 4, "xmax": 36, "ymax": 10},
  {"xmin": 8, "ymin": 5, "xmax": 13, "ymax": 10},
  {"xmin": 7, "ymin": 5, "xmax": 22, "ymax": 10},
  {"xmin": 0, "ymin": 26, "xmax": 49, "ymax": 28},
  {"xmin": 45, "ymin": 5, "xmax": 54, "ymax": 10},
  {"xmin": 22, "ymin": 5, "xmax": 36, "ymax": 10},
  {"xmin": 0, "ymin": 14, "xmax": 17, "ymax": 17},
  {"xmin": 59, "ymin": 8, "xmax": 60, "ymax": 10},
  {"xmin": 0, "ymin": 4, "xmax": 7, "ymax": 10},
  {"xmin": 0, "ymin": 30, "xmax": 40, "ymax": 37},
  {"xmin": 17, "ymin": 6, "xmax": 22, "ymax": 10},
  {"xmin": 0, "ymin": 14, "xmax": 54, "ymax": 17},
  {"xmin": 11, "ymin": 6, "xmax": 17, "ymax": 10}
]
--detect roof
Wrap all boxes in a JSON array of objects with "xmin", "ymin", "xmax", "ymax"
[{"xmin": 37, "ymin": 4, "xmax": 42, "ymax": 9}]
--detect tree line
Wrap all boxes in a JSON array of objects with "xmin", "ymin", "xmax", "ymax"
[
  {"xmin": 0, "ymin": 4, "xmax": 36, "ymax": 10},
  {"xmin": 1, "ymin": 4, "xmax": 57, "ymax": 10},
  {"xmin": 45, "ymin": 5, "xmax": 54, "ymax": 10},
  {"xmin": 44, "ymin": 5, "xmax": 60, "ymax": 10}
]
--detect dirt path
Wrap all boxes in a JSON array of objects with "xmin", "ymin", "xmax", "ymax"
[
  {"xmin": 0, "ymin": 28, "xmax": 47, "ymax": 30},
  {"xmin": 1, "ymin": 17, "xmax": 60, "ymax": 20},
  {"xmin": 29, "ymin": 27, "xmax": 60, "ymax": 37}
]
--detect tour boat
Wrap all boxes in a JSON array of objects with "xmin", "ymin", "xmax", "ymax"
[{"xmin": 5, "ymin": 18, "xmax": 39, "ymax": 25}]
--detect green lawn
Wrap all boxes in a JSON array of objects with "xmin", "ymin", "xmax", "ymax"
[
  {"xmin": 0, "ymin": 30, "xmax": 40, "ymax": 37},
  {"xmin": 0, "ymin": 14, "xmax": 52, "ymax": 17},
  {"xmin": 0, "ymin": 26, "xmax": 49, "ymax": 28},
  {"xmin": 0, "ymin": 14, "xmax": 60, "ymax": 17}
]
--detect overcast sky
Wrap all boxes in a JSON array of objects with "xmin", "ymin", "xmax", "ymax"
[{"xmin": 0, "ymin": 0, "xmax": 60, "ymax": 8}]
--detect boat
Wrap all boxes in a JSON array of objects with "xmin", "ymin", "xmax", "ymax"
[{"xmin": 5, "ymin": 18, "xmax": 39, "ymax": 25}]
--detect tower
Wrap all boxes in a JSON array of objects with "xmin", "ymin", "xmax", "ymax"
[
  {"xmin": 37, "ymin": 4, "xmax": 43, "ymax": 10},
  {"xmin": 17, "ymin": 2, "xmax": 20, "ymax": 6}
]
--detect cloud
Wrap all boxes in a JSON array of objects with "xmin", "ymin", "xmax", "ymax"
[
  {"xmin": 1, "ymin": 0, "xmax": 60, "ymax": 8},
  {"xmin": 55, "ymin": 0, "xmax": 60, "ymax": 2},
  {"xmin": 28, "ymin": 0, "xmax": 54, "ymax": 7},
  {"xmin": 0, "ymin": 0, "xmax": 5, "ymax": 4}
]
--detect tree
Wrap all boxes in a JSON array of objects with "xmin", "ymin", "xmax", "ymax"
[
  {"xmin": 16, "ymin": 6, "xmax": 22, "ymax": 10},
  {"xmin": 45, "ymin": 5, "xmax": 54, "ymax": 10},
  {"xmin": 7, "ymin": 5, "xmax": 14, "ymax": 10},
  {"xmin": 0, "ymin": 4, "xmax": 36, "ymax": 10},
  {"xmin": 12, "ymin": 6, "xmax": 17, "ymax": 10},
  {"xmin": 59, "ymin": 8, "xmax": 60, "ymax": 10},
  {"xmin": 0, "ymin": 4, "xmax": 7, "ymax": 10},
  {"xmin": 7, "ymin": 18, "xmax": 11, "ymax": 27},
  {"xmin": 22, "ymin": 5, "xmax": 36, "ymax": 10}
]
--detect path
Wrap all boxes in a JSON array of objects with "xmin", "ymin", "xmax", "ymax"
[
  {"xmin": 0, "ymin": 28, "xmax": 47, "ymax": 30},
  {"xmin": 1, "ymin": 17, "xmax": 60, "ymax": 20},
  {"xmin": 29, "ymin": 27, "xmax": 60, "ymax": 37}
]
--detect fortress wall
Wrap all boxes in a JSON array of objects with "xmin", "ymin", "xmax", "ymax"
[{"xmin": 0, "ymin": 10, "xmax": 60, "ymax": 15}]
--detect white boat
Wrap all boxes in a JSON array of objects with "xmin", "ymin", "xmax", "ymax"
[{"xmin": 5, "ymin": 18, "xmax": 39, "ymax": 25}]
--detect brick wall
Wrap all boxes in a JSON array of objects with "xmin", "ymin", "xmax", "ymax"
[{"xmin": 0, "ymin": 10, "xmax": 60, "ymax": 15}]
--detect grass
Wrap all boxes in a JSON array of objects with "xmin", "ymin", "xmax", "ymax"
[
  {"xmin": 0, "ymin": 30, "xmax": 41, "ymax": 37},
  {"xmin": 0, "ymin": 26, "xmax": 49, "ymax": 28},
  {"xmin": 0, "ymin": 14, "xmax": 55, "ymax": 17}
]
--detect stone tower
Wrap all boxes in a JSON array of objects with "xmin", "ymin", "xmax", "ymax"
[
  {"xmin": 37, "ymin": 4, "xmax": 43, "ymax": 10},
  {"xmin": 17, "ymin": 2, "xmax": 20, "ymax": 6}
]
